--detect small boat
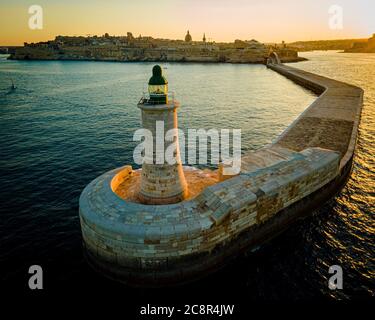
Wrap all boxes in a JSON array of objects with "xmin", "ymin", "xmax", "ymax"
[{"xmin": 10, "ymin": 79, "xmax": 16, "ymax": 90}]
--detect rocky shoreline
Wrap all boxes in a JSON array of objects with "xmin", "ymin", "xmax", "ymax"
[{"xmin": 8, "ymin": 54, "xmax": 306, "ymax": 64}]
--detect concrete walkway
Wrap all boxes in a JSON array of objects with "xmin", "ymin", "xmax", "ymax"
[{"xmin": 269, "ymin": 64, "xmax": 363, "ymax": 170}]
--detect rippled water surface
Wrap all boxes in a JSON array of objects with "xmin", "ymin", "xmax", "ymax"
[{"xmin": 0, "ymin": 52, "xmax": 373, "ymax": 300}]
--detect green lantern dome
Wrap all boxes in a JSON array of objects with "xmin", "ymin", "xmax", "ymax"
[
  {"xmin": 148, "ymin": 65, "xmax": 168, "ymax": 85},
  {"xmin": 147, "ymin": 65, "xmax": 168, "ymax": 104}
]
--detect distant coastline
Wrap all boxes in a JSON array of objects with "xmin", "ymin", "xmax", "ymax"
[
  {"xmin": 6, "ymin": 33, "xmax": 304, "ymax": 64},
  {"xmin": 344, "ymin": 34, "xmax": 375, "ymax": 53},
  {"xmin": 286, "ymin": 34, "xmax": 375, "ymax": 53},
  {"xmin": 3, "ymin": 34, "xmax": 375, "ymax": 63}
]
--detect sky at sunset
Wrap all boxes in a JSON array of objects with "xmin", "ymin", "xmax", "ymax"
[{"xmin": 0, "ymin": 0, "xmax": 374, "ymax": 46}]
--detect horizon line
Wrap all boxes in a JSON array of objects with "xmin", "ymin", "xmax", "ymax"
[{"xmin": 0, "ymin": 33, "xmax": 372, "ymax": 47}]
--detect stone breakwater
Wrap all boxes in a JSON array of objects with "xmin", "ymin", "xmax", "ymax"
[{"xmin": 79, "ymin": 63, "xmax": 363, "ymax": 286}]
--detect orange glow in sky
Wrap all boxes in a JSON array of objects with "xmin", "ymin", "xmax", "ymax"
[{"xmin": 0, "ymin": 0, "xmax": 374, "ymax": 46}]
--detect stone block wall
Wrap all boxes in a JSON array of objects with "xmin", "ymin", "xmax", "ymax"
[
  {"xmin": 79, "ymin": 147, "xmax": 339, "ymax": 272},
  {"xmin": 138, "ymin": 102, "xmax": 188, "ymax": 204}
]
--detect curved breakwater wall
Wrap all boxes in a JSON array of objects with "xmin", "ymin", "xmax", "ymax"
[{"xmin": 79, "ymin": 64, "xmax": 363, "ymax": 285}]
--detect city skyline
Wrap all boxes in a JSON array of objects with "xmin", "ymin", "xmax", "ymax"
[{"xmin": 0, "ymin": 0, "xmax": 374, "ymax": 46}]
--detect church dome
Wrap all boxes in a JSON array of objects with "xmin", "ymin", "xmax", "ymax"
[{"xmin": 185, "ymin": 30, "xmax": 192, "ymax": 42}]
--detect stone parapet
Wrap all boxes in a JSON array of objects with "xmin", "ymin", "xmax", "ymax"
[{"xmin": 80, "ymin": 147, "xmax": 339, "ymax": 281}]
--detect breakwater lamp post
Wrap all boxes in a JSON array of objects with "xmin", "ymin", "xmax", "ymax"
[{"xmin": 137, "ymin": 65, "xmax": 188, "ymax": 204}]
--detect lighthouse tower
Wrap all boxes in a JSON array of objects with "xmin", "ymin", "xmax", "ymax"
[{"xmin": 137, "ymin": 65, "xmax": 188, "ymax": 204}]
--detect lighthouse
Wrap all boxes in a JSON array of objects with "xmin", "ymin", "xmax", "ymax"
[{"xmin": 137, "ymin": 65, "xmax": 188, "ymax": 204}]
